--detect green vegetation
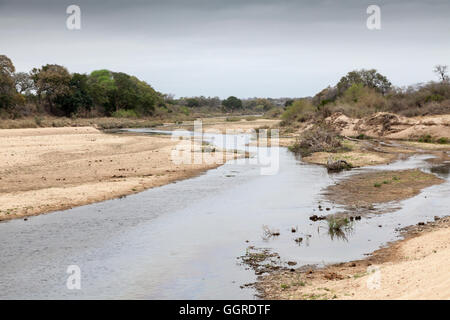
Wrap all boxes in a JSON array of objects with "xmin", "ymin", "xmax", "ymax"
[
  {"xmin": 0, "ymin": 54, "xmax": 291, "ymax": 123},
  {"xmin": 281, "ymin": 99, "xmax": 317, "ymax": 125},
  {"xmin": 327, "ymin": 216, "xmax": 353, "ymax": 241},
  {"xmin": 418, "ymin": 134, "xmax": 433, "ymax": 143},
  {"xmin": 416, "ymin": 135, "xmax": 449, "ymax": 144},
  {"xmin": 222, "ymin": 96, "xmax": 243, "ymax": 111},
  {"xmin": 282, "ymin": 67, "xmax": 450, "ymax": 123},
  {"xmin": 2, "ymin": 54, "xmax": 449, "ymax": 126},
  {"xmin": 437, "ymin": 137, "xmax": 449, "ymax": 144}
]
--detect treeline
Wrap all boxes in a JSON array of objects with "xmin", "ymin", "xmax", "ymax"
[
  {"xmin": 169, "ymin": 95, "xmax": 290, "ymax": 115},
  {"xmin": 1, "ymin": 55, "xmax": 168, "ymax": 119},
  {"xmin": 0, "ymin": 54, "xmax": 288, "ymax": 120},
  {"xmin": 281, "ymin": 67, "xmax": 450, "ymax": 125}
]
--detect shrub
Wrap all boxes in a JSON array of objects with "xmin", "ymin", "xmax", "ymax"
[
  {"xmin": 327, "ymin": 216, "xmax": 353, "ymax": 240},
  {"xmin": 418, "ymin": 134, "xmax": 433, "ymax": 143},
  {"xmin": 226, "ymin": 116, "xmax": 241, "ymax": 122},
  {"xmin": 264, "ymin": 107, "xmax": 283, "ymax": 118},
  {"xmin": 289, "ymin": 123, "xmax": 342, "ymax": 156},
  {"xmin": 280, "ymin": 99, "xmax": 316, "ymax": 125},
  {"xmin": 112, "ymin": 109, "xmax": 139, "ymax": 118}
]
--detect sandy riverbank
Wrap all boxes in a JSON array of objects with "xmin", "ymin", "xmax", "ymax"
[
  {"xmin": 254, "ymin": 156, "xmax": 450, "ymax": 300},
  {"xmin": 0, "ymin": 127, "xmax": 231, "ymax": 220},
  {"xmin": 257, "ymin": 216, "xmax": 450, "ymax": 300}
]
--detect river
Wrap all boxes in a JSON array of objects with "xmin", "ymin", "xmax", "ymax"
[{"xmin": 0, "ymin": 129, "xmax": 448, "ymax": 299}]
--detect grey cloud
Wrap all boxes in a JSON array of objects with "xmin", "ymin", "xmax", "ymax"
[{"xmin": 1, "ymin": 0, "xmax": 449, "ymax": 98}]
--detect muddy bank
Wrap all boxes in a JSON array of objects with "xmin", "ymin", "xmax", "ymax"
[
  {"xmin": 256, "ymin": 216, "xmax": 450, "ymax": 300},
  {"xmin": 301, "ymin": 138, "xmax": 400, "ymax": 167},
  {"xmin": 324, "ymin": 169, "xmax": 444, "ymax": 207},
  {"xmin": 0, "ymin": 127, "xmax": 232, "ymax": 220},
  {"xmin": 251, "ymin": 160, "xmax": 449, "ymax": 299}
]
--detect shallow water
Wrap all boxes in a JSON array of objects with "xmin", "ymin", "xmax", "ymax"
[{"xmin": 0, "ymin": 130, "xmax": 448, "ymax": 299}]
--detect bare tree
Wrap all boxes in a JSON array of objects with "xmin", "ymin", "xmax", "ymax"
[
  {"xmin": 433, "ymin": 65, "xmax": 449, "ymax": 82},
  {"xmin": 14, "ymin": 72, "xmax": 34, "ymax": 94}
]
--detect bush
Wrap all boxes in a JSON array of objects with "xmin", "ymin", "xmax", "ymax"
[
  {"xmin": 281, "ymin": 99, "xmax": 316, "ymax": 125},
  {"xmin": 418, "ymin": 134, "xmax": 433, "ymax": 143},
  {"xmin": 111, "ymin": 109, "xmax": 139, "ymax": 118},
  {"xmin": 289, "ymin": 123, "xmax": 343, "ymax": 156},
  {"xmin": 264, "ymin": 107, "xmax": 283, "ymax": 119},
  {"xmin": 437, "ymin": 137, "xmax": 449, "ymax": 144}
]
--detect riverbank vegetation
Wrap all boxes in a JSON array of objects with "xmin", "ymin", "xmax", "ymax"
[
  {"xmin": 280, "ymin": 67, "xmax": 450, "ymax": 127},
  {"xmin": 0, "ymin": 54, "xmax": 293, "ymax": 128},
  {"xmin": 324, "ymin": 169, "xmax": 444, "ymax": 207}
]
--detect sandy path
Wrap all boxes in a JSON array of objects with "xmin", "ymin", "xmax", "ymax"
[{"xmin": 0, "ymin": 127, "xmax": 226, "ymax": 220}]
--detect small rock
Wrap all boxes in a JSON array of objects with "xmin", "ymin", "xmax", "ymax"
[{"xmin": 309, "ymin": 215, "xmax": 326, "ymax": 222}]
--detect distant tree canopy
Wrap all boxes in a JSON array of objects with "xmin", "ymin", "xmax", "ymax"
[
  {"xmin": 31, "ymin": 64, "xmax": 72, "ymax": 114},
  {"xmin": 0, "ymin": 54, "xmax": 165, "ymax": 118},
  {"xmin": 222, "ymin": 96, "xmax": 242, "ymax": 111},
  {"xmin": 337, "ymin": 69, "xmax": 392, "ymax": 95},
  {"xmin": 54, "ymin": 73, "xmax": 93, "ymax": 116},
  {"xmin": 185, "ymin": 98, "xmax": 200, "ymax": 108},
  {"xmin": 0, "ymin": 55, "xmax": 19, "ymax": 110},
  {"xmin": 2, "ymin": 54, "xmax": 449, "ymax": 121}
]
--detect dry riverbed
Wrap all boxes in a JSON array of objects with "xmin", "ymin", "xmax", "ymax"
[
  {"xmin": 250, "ymin": 137, "xmax": 450, "ymax": 300},
  {"xmin": 0, "ymin": 126, "xmax": 234, "ymax": 220},
  {"xmin": 257, "ymin": 216, "xmax": 450, "ymax": 300}
]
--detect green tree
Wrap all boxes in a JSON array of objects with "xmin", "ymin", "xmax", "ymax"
[
  {"xmin": 31, "ymin": 64, "xmax": 71, "ymax": 114},
  {"xmin": 0, "ymin": 55, "xmax": 17, "ymax": 110},
  {"xmin": 222, "ymin": 96, "xmax": 242, "ymax": 111},
  {"xmin": 87, "ymin": 69, "xmax": 117, "ymax": 114},
  {"xmin": 337, "ymin": 69, "xmax": 391, "ymax": 95},
  {"xmin": 186, "ymin": 98, "xmax": 200, "ymax": 108},
  {"xmin": 54, "ymin": 73, "xmax": 93, "ymax": 116}
]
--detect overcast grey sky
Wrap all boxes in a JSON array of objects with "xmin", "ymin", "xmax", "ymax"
[{"xmin": 1, "ymin": 0, "xmax": 449, "ymax": 98}]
